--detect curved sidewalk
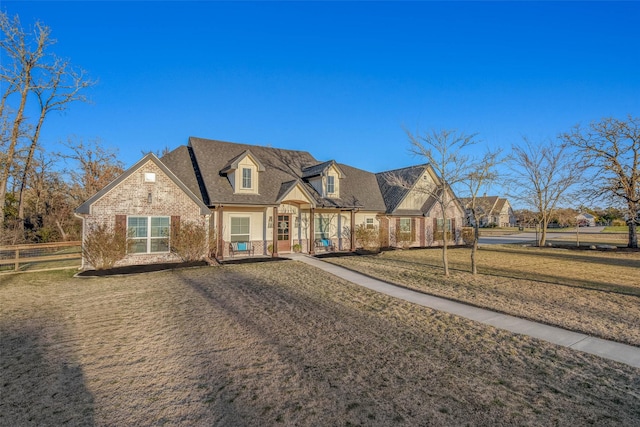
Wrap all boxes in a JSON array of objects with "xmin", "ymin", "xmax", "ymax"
[{"xmin": 291, "ymin": 254, "xmax": 640, "ymax": 369}]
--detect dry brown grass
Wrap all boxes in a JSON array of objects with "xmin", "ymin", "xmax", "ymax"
[
  {"xmin": 326, "ymin": 246, "xmax": 640, "ymax": 346},
  {"xmin": 1, "ymin": 263, "xmax": 639, "ymax": 426}
]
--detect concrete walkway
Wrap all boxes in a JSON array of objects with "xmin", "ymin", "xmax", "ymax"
[{"xmin": 289, "ymin": 254, "xmax": 640, "ymax": 369}]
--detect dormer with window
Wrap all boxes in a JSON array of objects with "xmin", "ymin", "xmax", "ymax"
[
  {"xmin": 302, "ymin": 160, "xmax": 345, "ymax": 199},
  {"xmin": 220, "ymin": 150, "xmax": 265, "ymax": 195}
]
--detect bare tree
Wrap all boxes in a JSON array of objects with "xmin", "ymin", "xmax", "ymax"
[
  {"xmin": 0, "ymin": 12, "xmax": 93, "ymax": 237},
  {"xmin": 16, "ymin": 57, "xmax": 94, "ymax": 229},
  {"xmin": 562, "ymin": 116, "xmax": 640, "ymax": 248},
  {"xmin": 461, "ymin": 148, "xmax": 502, "ymax": 275},
  {"xmin": 508, "ymin": 138, "xmax": 583, "ymax": 247},
  {"xmin": 406, "ymin": 129, "xmax": 477, "ymax": 276},
  {"xmin": 61, "ymin": 137, "xmax": 124, "ymax": 205}
]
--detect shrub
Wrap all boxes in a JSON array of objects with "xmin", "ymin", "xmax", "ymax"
[
  {"xmin": 82, "ymin": 223, "xmax": 128, "ymax": 270},
  {"xmin": 461, "ymin": 227, "xmax": 474, "ymax": 245},
  {"xmin": 171, "ymin": 221, "xmax": 208, "ymax": 262},
  {"xmin": 355, "ymin": 224, "xmax": 380, "ymax": 251}
]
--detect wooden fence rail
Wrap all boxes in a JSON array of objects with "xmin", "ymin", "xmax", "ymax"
[{"xmin": 0, "ymin": 241, "xmax": 82, "ymax": 273}]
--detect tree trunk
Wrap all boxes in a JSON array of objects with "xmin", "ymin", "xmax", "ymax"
[
  {"xmin": 628, "ymin": 220, "xmax": 638, "ymax": 249},
  {"xmin": 471, "ymin": 223, "xmax": 479, "ymax": 275},
  {"xmin": 0, "ymin": 84, "xmax": 30, "ymax": 233},
  {"xmin": 17, "ymin": 104, "xmax": 47, "ymax": 232}
]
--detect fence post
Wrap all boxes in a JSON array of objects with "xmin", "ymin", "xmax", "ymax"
[{"xmin": 14, "ymin": 247, "xmax": 19, "ymax": 271}]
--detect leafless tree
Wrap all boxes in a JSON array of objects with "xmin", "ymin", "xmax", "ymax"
[
  {"xmin": 60, "ymin": 137, "xmax": 124, "ymax": 205},
  {"xmin": 406, "ymin": 129, "xmax": 478, "ymax": 276},
  {"xmin": 461, "ymin": 148, "xmax": 503, "ymax": 275},
  {"xmin": 0, "ymin": 12, "xmax": 94, "ymax": 237},
  {"xmin": 562, "ymin": 116, "xmax": 640, "ymax": 248},
  {"xmin": 507, "ymin": 138, "xmax": 583, "ymax": 247}
]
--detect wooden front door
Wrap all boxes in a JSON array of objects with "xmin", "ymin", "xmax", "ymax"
[{"xmin": 277, "ymin": 215, "xmax": 291, "ymax": 252}]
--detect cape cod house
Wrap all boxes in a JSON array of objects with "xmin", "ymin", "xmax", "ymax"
[{"xmin": 75, "ymin": 137, "xmax": 465, "ymax": 268}]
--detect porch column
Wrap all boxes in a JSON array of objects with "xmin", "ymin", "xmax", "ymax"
[
  {"xmin": 350, "ymin": 210, "xmax": 356, "ymax": 252},
  {"xmin": 309, "ymin": 207, "xmax": 315, "ymax": 255},
  {"xmin": 217, "ymin": 206, "xmax": 224, "ymax": 260},
  {"xmin": 272, "ymin": 206, "xmax": 278, "ymax": 257},
  {"xmin": 419, "ymin": 217, "xmax": 426, "ymax": 247}
]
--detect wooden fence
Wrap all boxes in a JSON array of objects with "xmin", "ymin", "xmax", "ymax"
[{"xmin": 0, "ymin": 241, "xmax": 82, "ymax": 273}]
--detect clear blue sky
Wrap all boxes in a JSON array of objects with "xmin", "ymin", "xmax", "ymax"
[{"xmin": 4, "ymin": 1, "xmax": 640, "ymax": 178}]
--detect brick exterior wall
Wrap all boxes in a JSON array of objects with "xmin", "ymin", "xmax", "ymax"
[{"xmin": 80, "ymin": 160, "xmax": 210, "ymax": 269}]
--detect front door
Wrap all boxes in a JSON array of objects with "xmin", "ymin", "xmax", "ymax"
[{"xmin": 277, "ymin": 215, "xmax": 291, "ymax": 252}]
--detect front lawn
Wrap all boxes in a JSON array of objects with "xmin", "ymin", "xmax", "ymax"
[
  {"xmin": 325, "ymin": 246, "xmax": 640, "ymax": 346},
  {"xmin": 1, "ymin": 263, "xmax": 638, "ymax": 425}
]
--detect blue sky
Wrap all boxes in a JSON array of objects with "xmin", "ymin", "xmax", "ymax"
[{"xmin": 3, "ymin": 1, "xmax": 640, "ymax": 180}]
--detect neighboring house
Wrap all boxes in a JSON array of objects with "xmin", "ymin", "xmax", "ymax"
[
  {"xmin": 576, "ymin": 213, "xmax": 596, "ymax": 227},
  {"xmin": 460, "ymin": 196, "xmax": 516, "ymax": 227},
  {"xmin": 75, "ymin": 137, "xmax": 466, "ymax": 268}
]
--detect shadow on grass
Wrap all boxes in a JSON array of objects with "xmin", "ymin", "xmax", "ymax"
[{"xmin": 0, "ymin": 323, "xmax": 95, "ymax": 425}]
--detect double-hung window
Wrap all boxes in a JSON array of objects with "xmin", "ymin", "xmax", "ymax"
[
  {"xmin": 230, "ymin": 217, "xmax": 250, "ymax": 242},
  {"xmin": 242, "ymin": 168, "xmax": 252, "ymax": 189},
  {"xmin": 365, "ymin": 218, "xmax": 375, "ymax": 229},
  {"xmin": 128, "ymin": 216, "xmax": 170, "ymax": 254},
  {"xmin": 326, "ymin": 175, "xmax": 335, "ymax": 195}
]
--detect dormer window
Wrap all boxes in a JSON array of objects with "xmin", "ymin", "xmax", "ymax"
[
  {"xmin": 327, "ymin": 175, "xmax": 335, "ymax": 194},
  {"xmin": 220, "ymin": 149, "xmax": 264, "ymax": 195},
  {"xmin": 242, "ymin": 168, "xmax": 252, "ymax": 189}
]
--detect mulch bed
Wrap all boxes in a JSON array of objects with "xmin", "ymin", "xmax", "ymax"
[
  {"xmin": 220, "ymin": 256, "xmax": 290, "ymax": 265},
  {"xmin": 76, "ymin": 260, "xmax": 210, "ymax": 277}
]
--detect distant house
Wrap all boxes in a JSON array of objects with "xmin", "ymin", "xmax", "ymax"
[
  {"xmin": 75, "ymin": 137, "xmax": 465, "ymax": 269},
  {"xmin": 460, "ymin": 196, "xmax": 516, "ymax": 227},
  {"xmin": 576, "ymin": 213, "xmax": 596, "ymax": 227}
]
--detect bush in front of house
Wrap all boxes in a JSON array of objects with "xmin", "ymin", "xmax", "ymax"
[
  {"xmin": 171, "ymin": 221, "xmax": 208, "ymax": 262},
  {"xmin": 355, "ymin": 224, "xmax": 380, "ymax": 251},
  {"xmin": 82, "ymin": 223, "xmax": 128, "ymax": 270}
]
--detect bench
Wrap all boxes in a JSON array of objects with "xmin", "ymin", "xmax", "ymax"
[
  {"xmin": 315, "ymin": 238, "xmax": 335, "ymax": 252},
  {"xmin": 229, "ymin": 241, "xmax": 254, "ymax": 257}
]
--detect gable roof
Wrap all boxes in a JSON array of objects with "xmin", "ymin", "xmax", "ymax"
[
  {"xmin": 75, "ymin": 153, "xmax": 210, "ymax": 215},
  {"xmin": 375, "ymin": 165, "xmax": 431, "ymax": 214},
  {"xmin": 301, "ymin": 160, "xmax": 346, "ymax": 179},
  {"xmin": 161, "ymin": 137, "xmax": 386, "ymax": 210},
  {"xmin": 220, "ymin": 149, "xmax": 266, "ymax": 174},
  {"xmin": 459, "ymin": 196, "xmax": 503, "ymax": 215}
]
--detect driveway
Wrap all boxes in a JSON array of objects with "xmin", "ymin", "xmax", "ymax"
[{"xmin": 478, "ymin": 226, "xmax": 605, "ymax": 245}]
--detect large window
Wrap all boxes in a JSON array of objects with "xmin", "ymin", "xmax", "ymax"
[
  {"xmin": 326, "ymin": 175, "xmax": 335, "ymax": 194},
  {"xmin": 230, "ymin": 217, "xmax": 250, "ymax": 242},
  {"xmin": 242, "ymin": 168, "xmax": 252, "ymax": 189},
  {"xmin": 128, "ymin": 216, "xmax": 170, "ymax": 254},
  {"xmin": 314, "ymin": 215, "xmax": 331, "ymax": 240}
]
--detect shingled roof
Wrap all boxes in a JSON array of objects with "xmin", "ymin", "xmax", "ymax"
[
  {"xmin": 375, "ymin": 165, "xmax": 430, "ymax": 214},
  {"xmin": 160, "ymin": 137, "xmax": 386, "ymax": 210}
]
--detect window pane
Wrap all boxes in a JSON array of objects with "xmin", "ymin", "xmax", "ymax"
[
  {"xmin": 151, "ymin": 217, "xmax": 169, "ymax": 237},
  {"xmin": 150, "ymin": 238, "xmax": 169, "ymax": 253},
  {"xmin": 128, "ymin": 217, "xmax": 147, "ymax": 238},
  {"xmin": 327, "ymin": 176, "xmax": 335, "ymax": 193},
  {"xmin": 242, "ymin": 168, "xmax": 252, "ymax": 188},
  {"xmin": 130, "ymin": 239, "xmax": 147, "ymax": 254},
  {"xmin": 231, "ymin": 217, "xmax": 250, "ymax": 242},
  {"xmin": 400, "ymin": 218, "xmax": 411, "ymax": 232}
]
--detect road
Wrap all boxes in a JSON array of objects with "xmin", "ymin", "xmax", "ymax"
[{"xmin": 478, "ymin": 226, "xmax": 605, "ymax": 245}]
